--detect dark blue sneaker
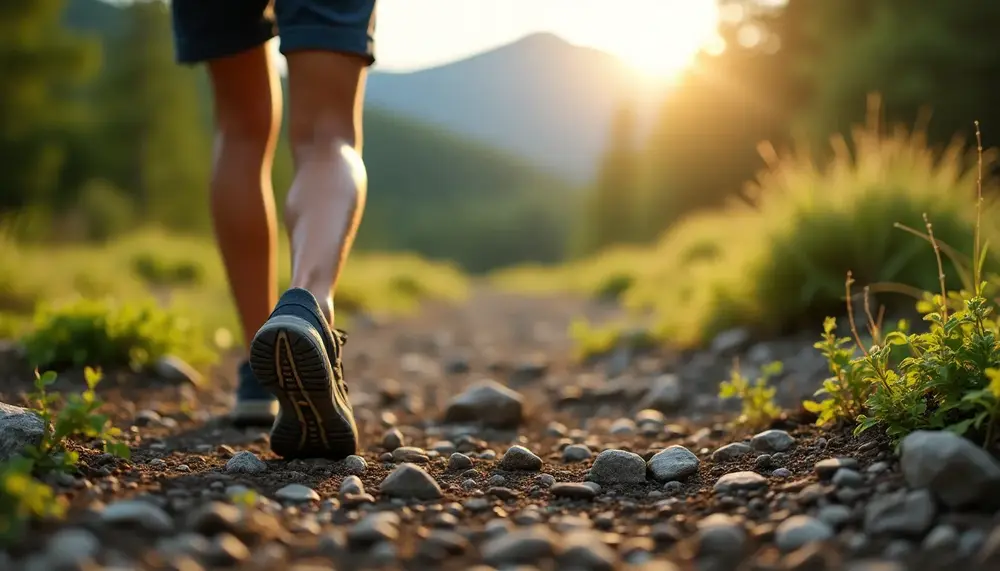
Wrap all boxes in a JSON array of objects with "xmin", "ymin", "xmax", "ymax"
[
  {"xmin": 230, "ymin": 359, "xmax": 279, "ymax": 427},
  {"xmin": 248, "ymin": 287, "xmax": 358, "ymax": 459}
]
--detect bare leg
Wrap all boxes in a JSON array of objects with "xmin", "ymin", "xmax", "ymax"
[
  {"xmin": 283, "ymin": 50, "xmax": 368, "ymax": 326},
  {"xmin": 206, "ymin": 45, "xmax": 282, "ymax": 350}
]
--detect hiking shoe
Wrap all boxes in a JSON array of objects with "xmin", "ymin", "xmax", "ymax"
[
  {"xmin": 248, "ymin": 287, "xmax": 358, "ymax": 459},
  {"xmin": 230, "ymin": 359, "xmax": 279, "ymax": 427}
]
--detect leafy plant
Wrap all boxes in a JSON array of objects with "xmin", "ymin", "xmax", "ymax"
[
  {"xmin": 23, "ymin": 368, "xmax": 130, "ymax": 474},
  {"xmin": 807, "ymin": 123, "xmax": 1000, "ymax": 446},
  {"xmin": 0, "ymin": 457, "xmax": 65, "ymax": 546},
  {"xmin": 719, "ymin": 360, "xmax": 783, "ymax": 430},
  {"xmin": 21, "ymin": 297, "xmax": 210, "ymax": 371}
]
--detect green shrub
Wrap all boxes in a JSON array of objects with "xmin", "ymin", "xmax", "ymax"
[
  {"xmin": 0, "ymin": 457, "xmax": 65, "ymax": 546},
  {"xmin": 131, "ymin": 251, "xmax": 204, "ymax": 287},
  {"xmin": 806, "ymin": 125, "xmax": 1000, "ymax": 445},
  {"xmin": 719, "ymin": 360, "xmax": 783, "ymax": 431},
  {"xmin": 21, "ymin": 297, "xmax": 210, "ymax": 371}
]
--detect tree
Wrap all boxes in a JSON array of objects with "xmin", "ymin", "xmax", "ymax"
[
  {"xmin": 95, "ymin": 0, "xmax": 211, "ymax": 231},
  {"xmin": 0, "ymin": 0, "xmax": 97, "ymax": 219},
  {"xmin": 577, "ymin": 100, "xmax": 642, "ymax": 254}
]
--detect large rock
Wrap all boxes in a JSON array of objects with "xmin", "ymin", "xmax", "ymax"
[
  {"xmin": 864, "ymin": 489, "xmax": 937, "ymax": 536},
  {"xmin": 648, "ymin": 445, "xmax": 700, "ymax": 482},
  {"xmin": 637, "ymin": 374, "xmax": 684, "ymax": 412},
  {"xmin": 589, "ymin": 450, "xmax": 647, "ymax": 484},
  {"xmin": 899, "ymin": 430, "xmax": 1000, "ymax": 509},
  {"xmin": 0, "ymin": 402, "xmax": 44, "ymax": 461},
  {"xmin": 379, "ymin": 463, "xmax": 443, "ymax": 500},
  {"xmin": 442, "ymin": 380, "xmax": 524, "ymax": 428}
]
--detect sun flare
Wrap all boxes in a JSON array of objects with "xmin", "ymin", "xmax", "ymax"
[{"xmin": 589, "ymin": 0, "xmax": 722, "ymax": 81}]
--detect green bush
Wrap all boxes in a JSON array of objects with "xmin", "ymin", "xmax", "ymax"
[
  {"xmin": 20, "ymin": 297, "xmax": 210, "ymax": 371},
  {"xmin": 635, "ymin": 117, "xmax": 1000, "ymax": 347},
  {"xmin": 131, "ymin": 251, "xmax": 204, "ymax": 287},
  {"xmin": 805, "ymin": 126, "xmax": 1000, "ymax": 445}
]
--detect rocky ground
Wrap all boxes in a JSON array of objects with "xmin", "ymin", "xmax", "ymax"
[{"xmin": 1, "ymin": 287, "xmax": 1000, "ymax": 571}]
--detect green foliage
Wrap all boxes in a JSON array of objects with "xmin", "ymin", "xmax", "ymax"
[
  {"xmin": 807, "ymin": 125, "xmax": 1000, "ymax": 445},
  {"xmin": 0, "ymin": 0, "xmax": 98, "ymax": 216},
  {"xmin": 719, "ymin": 361, "xmax": 783, "ymax": 431},
  {"xmin": 804, "ymin": 315, "xmax": 879, "ymax": 427},
  {"xmin": 568, "ymin": 318, "xmax": 658, "ymax": 362},
  {"xmin": 131, "ymin": 252, "xmax": 203, "ymax": 287},
  {"xmin": 21, "ymin": 298, "xmax": 209, "ymax": 371},
  {"xmin": 23, "ymin": 368, "xmax": 130, "ymax": 473},
  {"xmin": 0, "ymin": 457, "xmax": 66, "ymax": 546}
]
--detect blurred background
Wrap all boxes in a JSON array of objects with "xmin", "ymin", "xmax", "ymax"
[{"xmin": 3, "ymin": 0, "xmax": 1000, "ymax": 353}]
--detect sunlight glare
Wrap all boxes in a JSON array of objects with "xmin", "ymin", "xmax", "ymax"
[{"xmin": 587, "ymin": 0, "xmax": 722, "ymax": 81}]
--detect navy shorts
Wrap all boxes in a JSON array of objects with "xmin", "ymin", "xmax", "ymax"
[{"xmin": 170, "ymin": 0, "xmax": 376, "ymax": 66}]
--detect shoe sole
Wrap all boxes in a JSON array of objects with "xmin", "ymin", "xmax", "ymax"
[{"xmin": 249, "ymin": 315, "xmax": 358, "ymax": 459}]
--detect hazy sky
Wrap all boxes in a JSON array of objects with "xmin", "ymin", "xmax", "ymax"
[
  {"xmin": 370, "ymin": 0, "xmax": 719, "ymax": 72},
  {"xmin": 267, "ymin": 0, "xmax": 722, "ymax": 77}
]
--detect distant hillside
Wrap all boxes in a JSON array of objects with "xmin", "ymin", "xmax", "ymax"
[
  {"xmin": 64, "ymin": 0, "xmax": 577, "ymax": 272},
  {"xmin": 366, "ymin": 33, "xmax": 660, "ymax": 183}
]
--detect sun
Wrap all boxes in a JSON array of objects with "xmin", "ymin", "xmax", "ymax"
[{"xmin": 597, "ymin": 0, "xmax": 722, "ymax": 81}]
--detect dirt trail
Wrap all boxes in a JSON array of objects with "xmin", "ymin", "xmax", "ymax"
[{"xmin": 1, "ymin": 287, "xmax": 998, "ymax": 571}]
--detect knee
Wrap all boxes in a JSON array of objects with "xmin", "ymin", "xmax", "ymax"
[{"xmin": 288, "ymin": 112, "xmax": 359, "ymax": 163}]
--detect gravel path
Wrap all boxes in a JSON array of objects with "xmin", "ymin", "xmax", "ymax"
[{"xmin": 2, "ymin": 288, "xmax": 999, "ymax": 571}]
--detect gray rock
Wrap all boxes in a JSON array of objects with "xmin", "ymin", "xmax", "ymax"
[
  {"xmin": 443, "ymin": 380, "xmax": 524, "ymax": 428},
  {"xmin": 551, "ymin": 482, "xmax": 597, "ymax": 500},
  {"xmin": 961, "ymin": 528, "xmax": 987, "ymax": 558},
  {"xmin": 498, "ymin": 445, "xmax": 542, "ymax": 471},
  {"xmin": 348, "ymin": 512, "xmax": 400, "ymax": 545},
  {"xmin": 751, "ymin": 429, "xmax": 796, "ymax": 452},
  {"xmin": 714, "ymin": 471, "xmax": 768, "ymax": 493},
  {"xmin": 481, "ymin": 527, "xmax": 557, "ymax": 567},
  {"xmin": 379, "ymin": 462, "xmax": 442, "ymax": 499},
  {"xmin": 864, "ymin": 489, "xmax": 936, "ymax": 536},
  {"xmin": 0, "ymin": 402, "xmax": 44, "ymax": 461},
  {"xmin": 224, "ymin": 451, "xmax": 267, "ymax": 474},
  {"xmin": 340, "ymin": 475, "xmax": 364, "ymax": 496},
  {"xmin": 392, "ymin": 446, "xmax": 430, "ymax": 463},
  {"xmin": 817, "ymin": 504, "xmax": 853, "ymax": 528},
  {"xmin": 711, "ymin": 328, "xmax": 751, "ymax": 354},
  {"xmin": 589, "ymin": 449, "xmax": 647, "ymax": 484},
  {"xmin": 448, "ymin": 452, "xmax": 473, "ymax": 470},
  {"xmin": 45, "ymin": 528, "xmax": 101, "ymax": 567},
  {"xmin": 832, "ymin": 468, "xmax": 864, "ymax": 488},
  {"xmin": 341, "ymin": 455, "xmax": 368, "ymax": 476},
  {"xmin": 697, "ymin": 513, "xmax": 746, "ymax": 557},
  {"xmin": 772, "ymin": 467, "xmax": 792, "ymax": 478},
  {"xmin": 102, "ymin": 500, "xmax": 174, "ymax": 533},
  {"xmin": 638, "ymin": 374, "xmax": 684, "ymax": 412},
  {"xmin": 382, "ymin": 428, "xmax": 404, "ymax": 450},
  {"xmin": 815, "ymin": 457, "xmax": 860, "ymax": 479},
  {"xmin": 563, "ymin": 444, "xmax": 593, "ymax": 463},
  {"xmin": 274, "ymin": 484, "xmax": 320, "ymax": 502},
  {"xmin": 609, "ymin": 418, "xmax": 637, "ymax": 435},
  {"xmin": 922, "ymin": 524, "xmax": 959, "ymax": 551},
  {"xmin": 899, "ymin": 430, "xmax": 1000, "ymax": 509},
  {"xmin": 712, "ymin": 442, "xmax": 752, "ymax": 462},
  {"xmin": 430, "ymin": 440, "xmax": 456, "ymax": 455},
  {"xmin": 648, "ymin": 445, "xmax": 700, "ymax": 481},
  {"xmin": 558, "ymin": 531, "xmax": 618, "ymax": 571},
  {"xmin": 775, "ymin": 516, "xmax": 834, "ymax": 551}
]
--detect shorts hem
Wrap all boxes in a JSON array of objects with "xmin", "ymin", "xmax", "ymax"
[
  {"xmin": 277, "ymin": 25, "xmax": 375, "ymax": 66},
  {"xmin": 174, "ymin": 27, "xmax": 277, "ymax": 65}
]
